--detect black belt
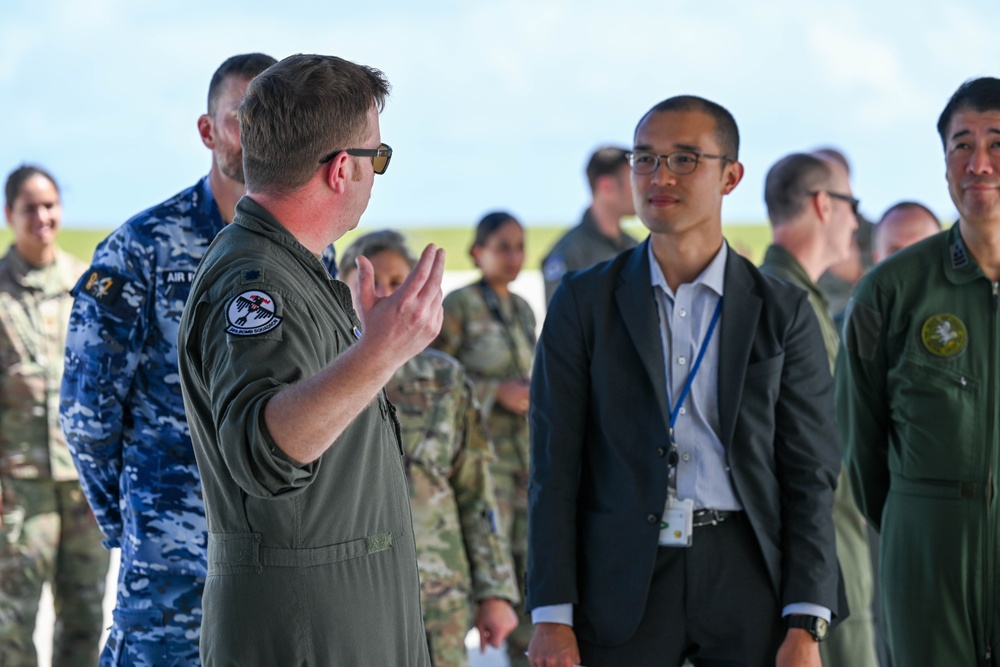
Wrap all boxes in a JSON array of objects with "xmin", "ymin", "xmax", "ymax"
[{"xmin": 692, "ymin": 509, "xmax": 738, "ymax": 528}]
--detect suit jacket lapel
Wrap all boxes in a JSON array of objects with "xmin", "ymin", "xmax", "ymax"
[
  {"xmin": 718, "ymin": 253, "xmax": 761, "ymax": 448},
  {"xmin": 616, "ymin": 240, "xmax": 671, "ymax": 435}
]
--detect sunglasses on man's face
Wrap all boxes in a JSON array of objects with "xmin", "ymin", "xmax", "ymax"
[{"xmin": 318, "ymin": 143, "xmax": 392, "ymax": 175}]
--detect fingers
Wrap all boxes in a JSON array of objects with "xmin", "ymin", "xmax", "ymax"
[{"xmin": 354, "ymin": 255, "xmax": 376, "ymax": 324}]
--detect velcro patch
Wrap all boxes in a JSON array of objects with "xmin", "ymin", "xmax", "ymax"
[
  {"xmin": 76, "ymin": 268, "xmax": 126, "ymax": 306},
  {"xmin": 160, "ymin": 269, "xmax": 196, "ymax": 284},
  {"xmin": 241, "ymin": 268, "xmax": 264, "ymax": 284},
  {"xmin": 226, "ymin": 289, "xmax": 282, "ymax": 336}
]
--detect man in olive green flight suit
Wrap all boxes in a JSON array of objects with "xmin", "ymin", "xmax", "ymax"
[
  {"xmin": 541, "ymin": 146, "xmax": 639, "ymax": 305},
  {"xmin": 177, "ymin": 54, "xmax": 441, "ymax": 666},
  {"xmin": 837, "ymin": 77, "xmax": 1000, "ymax": 666},
  {"xmin": 759, "ymin": 152, "xmax": 879, "ymax": 667}
]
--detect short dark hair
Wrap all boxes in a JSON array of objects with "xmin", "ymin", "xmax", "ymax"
[
  {"xmin": 635, "ymin": 95, "xmax": 740, "ymax": 160},
  {"xmin": 878, "ymin": 201, "xmax": 940, "ymax": 228},
  {"xmin": 471, "ymin": 210, "xmax": 520, "ymax": 254},
  {"xmin": 338, "ymin": 229, "xmax": 416, "ymax": 277},
  {"xmin": 239, "ymin": 54, "xmax": 391, "ymax": 197},
  {"xmin": 937, "ymin": 77, "xmax": 1000, "ymax": 146},
  {"xmin": 4, "ymin": 164, "xmax": 59, "ymax": 208},
  {"xmin": 764, "ymin": 153, "xmax": 835, "ymax": 225},
  {"xmin": 585, "ymin": 146, "xmax": 629, "ymax": 193},
  {"xmin": 811, "ymin": 147, "xmax": 851, "ymax": 176},
  {"xmin": 207, "ymin": 53, "xmax": 277, "ymax": 116}
]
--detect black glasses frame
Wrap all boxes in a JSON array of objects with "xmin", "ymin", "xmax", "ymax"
[
  {"xmin": 627, "ymin": 149, "xmax": 732, "ymax": 176},
  {"xmin": 812, "ymin": 191, "xmax": 860, "ymax": 217},
  {"xmin": 318, "ymin": 143, "xmax": 393, "ymax": 175}
]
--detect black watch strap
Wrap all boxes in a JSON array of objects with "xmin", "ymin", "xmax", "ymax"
[{"xmin": 785, "ymin": 615, "xmax": 829, "ymax": 642}]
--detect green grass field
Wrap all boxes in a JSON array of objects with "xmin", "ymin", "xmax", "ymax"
[{"xmin": 0, "ymin": 220, "xmax": 774, "ymax": 270}]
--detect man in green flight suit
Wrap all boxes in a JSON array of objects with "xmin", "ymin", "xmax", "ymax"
[
  {"xmin": 837, "ymin": 76, "xmax": 1000, "ymax": 666},
  {"xmin": 759, "ymin": 152, "xmax": 878, "ymax": 667},
  {"xmin": 178, "ymin": 54, "xmax": 442, "ymax": 666}
]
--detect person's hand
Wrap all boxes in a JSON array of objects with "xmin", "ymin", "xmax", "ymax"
[
  {"xmin": 775, "ymin": 628, "xmax": 821, "ymax": 667},
  {"xmin": 527, "ymin": 622, "xmax": 581, "ymax": 667},
  {"xmin": 354, "ymin": 244, "xmax": 445, "ymax": 368},
  {"xmin": 475, "ymin": 598, "xmax": 518, "ymax": 651},
  {"xmin": 496, "ymin": 379, "xmax": 530, "ymax": 415}
]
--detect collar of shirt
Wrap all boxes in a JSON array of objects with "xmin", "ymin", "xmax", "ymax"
[{"xmin": 647, "ymin": 240, "xmax": 728, "ymax": 299}]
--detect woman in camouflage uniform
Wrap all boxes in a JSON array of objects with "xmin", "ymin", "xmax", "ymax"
[
  {"xmin": 0, "ymin": 166, "xmax": 109, "ymax": 667},
  {"xmin": 339, "ymin": 230, "xmax": 519, "ymax": 667},
  {"xmin": 431, "ymin": 212, "xmax": 536, "ymax": 667}
]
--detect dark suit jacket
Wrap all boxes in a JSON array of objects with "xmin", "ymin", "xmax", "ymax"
[{"xmin": 526, "ymin": 239, "xmax": 843, "ymax": 646}]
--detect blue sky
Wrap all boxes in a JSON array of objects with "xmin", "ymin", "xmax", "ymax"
[{"xmin": 2, "ymin": 0, "xmax": 998, "ymax": 229}]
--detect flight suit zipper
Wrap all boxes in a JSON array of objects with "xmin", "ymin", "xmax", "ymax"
[{"xmin": 987, "ymin": 281, "xmax": 998, "ymax": 666}]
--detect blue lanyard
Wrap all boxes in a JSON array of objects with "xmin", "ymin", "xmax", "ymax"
[{"xmin": 667, "ymin": 297, "xmax": 723, "ymax": 435}]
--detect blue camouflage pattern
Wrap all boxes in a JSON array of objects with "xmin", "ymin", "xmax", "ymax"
[
  {"xmin": 61, "ymin": 177, "xmax": 221, "ymax": 577},
  {"xmin": 62, "ymin": 177, "xmax": 223, "ymax": 577},
  {"xmin": 61, "ymin": 177, "xmax": 223, "ymax": 664},
  {"xmin": 101, "ymin": 569, "xmax": 204, "ymax": 667},
  {"xmin": 321, "ymin": 242, "xmax": 338, "ymax": 280}
]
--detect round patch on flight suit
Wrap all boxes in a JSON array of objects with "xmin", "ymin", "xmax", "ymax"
[
  {"xmin": 225, "ymin": 289, "xmax": 283, "ymax": 336},
  {"xmin": 542, "ymin": 254, "xmax": 567, "ymax": 282},
  {"xmin": 920, "ymin": 313, "xmax": 967, "ymax": 358}
]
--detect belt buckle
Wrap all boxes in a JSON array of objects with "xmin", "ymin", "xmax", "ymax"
[{"xmin": 693, "ymin": 509, "xmax": 727, "ymax": 528}]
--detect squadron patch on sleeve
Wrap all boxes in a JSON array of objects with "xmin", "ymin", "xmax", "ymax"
[
  {"xmin": 542, "ymin": 254, "xmax": 567, "ymax": 282},
  {"xmin": 76, "ymin": 268, "xmax": 126, "ymax": 306},
  {"xmin": 921, "ymin": 313, "xmax": 967, "ymax": 358},
  {"xmin": 226, "ymin": 289, "xmax": 282, "ymax": 336}
]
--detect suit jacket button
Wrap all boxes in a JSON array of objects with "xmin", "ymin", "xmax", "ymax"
[
  {"xmin": 647, "ymin": 514, "xmax": 658, "ymax": 524},
  {"xmin": 656, "ymin": 447, "xmax": 666, "ymax": 457}
]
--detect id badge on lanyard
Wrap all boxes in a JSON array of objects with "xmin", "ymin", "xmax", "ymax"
[
  {"xmin": 659, "ymin": 495, "xmax": 694, "ymax": 546},
  {"xmin": 656, "ymin": 296, "xmax": 722, "ymax": 548}
]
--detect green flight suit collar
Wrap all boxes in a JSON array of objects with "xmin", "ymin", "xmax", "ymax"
[
  {"xmin": 232, "ymin": 195, "xmax": 332, "ymax": 278},
  {"xmin": 760, "ymin": 244, "xmax": 831, "ymax": 309},
  {"xmin": 944, "ymin": 223, "xmax": 989, "ymax": 286}
]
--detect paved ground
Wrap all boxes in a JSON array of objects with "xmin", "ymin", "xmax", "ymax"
[{"xmin": 33, "ymin": 270, "xmax": 545, "ymax": 666}]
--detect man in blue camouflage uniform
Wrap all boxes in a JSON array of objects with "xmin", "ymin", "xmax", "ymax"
[{"xmin": 59, "ymin": 52, "xmax": 276, "ymax": 666}]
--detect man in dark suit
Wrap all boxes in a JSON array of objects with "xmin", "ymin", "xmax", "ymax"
[{"xmin": 526, "ymin": 96, "xmax": 844, "ymax": 667}]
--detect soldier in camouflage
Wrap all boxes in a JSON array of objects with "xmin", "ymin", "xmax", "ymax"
[
  {"xmin": 59, "ymin": 53, "xmax": 276, "ymax": 667},
  {"xmin": 0, "ymin": 165, "xmax": 109, "ymax": 667},
  {"xmin": 431, "ymin": 212, "xmax": 536, "ymax": 667},
  {"xmin": 339, "ymin": 231, "xmax": 520, "ymax": 667}
]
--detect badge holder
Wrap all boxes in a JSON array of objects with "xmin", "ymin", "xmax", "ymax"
[{"xmin": 658, "ymin": 495, "xmax": 694, "ymax": 547}]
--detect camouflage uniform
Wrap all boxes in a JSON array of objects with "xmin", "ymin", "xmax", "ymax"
[
  {"xmin": 388, "ymin": 349, "xmax": 520, "ymax": 667},
  {"xmin": 432, "ymin": 282, "xmax": 536, "ymax": 667},
  {"xmin": 61, "ymin": 177, "xmax": 223, "ymax": 666},
  {"xmin": 0, "ymin": 247, "xmax": 109, "ymax": 667}
]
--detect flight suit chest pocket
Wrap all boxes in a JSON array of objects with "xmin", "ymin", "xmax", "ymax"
[{"xmin": 889, "ymin": 353, "xmax": 981, "ymax": 476}]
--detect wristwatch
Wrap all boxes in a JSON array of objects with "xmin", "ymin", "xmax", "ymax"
[{"xmin": 785, "ymin": 615, "xmax": 829, "ymax": 642}]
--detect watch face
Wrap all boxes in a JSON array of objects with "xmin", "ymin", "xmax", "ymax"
[{"xmin": 813, "ymin": 618, "xmax": 829, "ymax": 641}]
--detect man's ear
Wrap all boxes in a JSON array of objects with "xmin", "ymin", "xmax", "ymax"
[
  {"xmin": 323, "ymin": 152, "xmax": 351, "ymax": 195},
  {"xmin": 721, "ymin": 160, "xmax": 744, "ymax": 195},
  {"xmin": 197, "ymin": 114, "xmax": 214, "ymax": 150},
  {"xmin": 812, "ymin": 191, "xmax": 833, "ymax": 224}
]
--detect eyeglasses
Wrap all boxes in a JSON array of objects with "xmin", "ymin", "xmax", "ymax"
[
  {"xmin": 811, "ymin": 191, "xmax": 860, "ymax": 217},
  {"xmin": 627, "ymin": 149, "xmax": 731, "ymax": 176},
  {"xmin": 318, "ymin": 143, "xmax": 392, "ymax": 175}
]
